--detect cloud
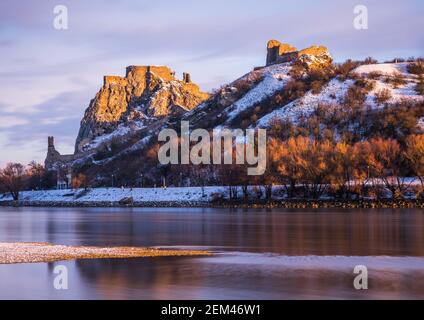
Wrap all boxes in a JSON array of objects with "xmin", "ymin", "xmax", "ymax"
[
  {"xmin": 0, "ymin": 115, "xmax": 28, "ymax": 128},
  {"xmin": 0, "ymin": 90, "xmax": 90, "ymax": 165}
]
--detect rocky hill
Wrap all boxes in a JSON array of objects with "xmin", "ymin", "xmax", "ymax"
[
  {"xmin": 45, "ymin": 40, "xmax": 424, "ymax": 187},
  {"xmin": 75, "ymin": 65, "xmax": 208, "ymax": 153}
]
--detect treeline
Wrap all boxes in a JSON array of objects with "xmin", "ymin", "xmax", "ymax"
[
  {"xmin": 0, "ymin": 161, "xmax": 56, "ymax": 200},
  {"xmin": 173, "ymin": 136, "xmax": 422, "ymax": 201},
  {"xmin": 264, "ymin": 135, "xmax": 423, "ymax": 200}
]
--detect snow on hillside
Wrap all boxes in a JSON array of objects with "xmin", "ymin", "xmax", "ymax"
[
  {"xmin": 257, "ymin": 78, "xmax": 354, "ymax": 126},
  {"xmin": 85, "ymin": 125, "xmax": 130, "ymax": 150},
  {"xmin": 225, "ymin": 63, "xmax": 292, "ymax": 123},
  {"xmin": 354, "ymin": 62, "xmax": 408, "ymax": 76},
  {"xmin": 91, "ymin": 135, "xmax": 152, "ymax": 166},
  {"xmin": 257, "ymin": 63, "xmax": 423, "ymax": 128},
  {"xmin": 354, "ymin": 62, "xmax": 410, "ymax": 76},
  {"xmin": 364, "ymin": 76, "xmax": 420, "ymax": 108},
  {"xmin": 355, "ymin": 63, "xmax": 423, "ymax": 108},
  {"xmin": 418, "ymin": 117, "xmax": 424, "ymax": 130},
  {"xmin": 81, "ymin": 121, "xmax": 146, "ymax": 152}
]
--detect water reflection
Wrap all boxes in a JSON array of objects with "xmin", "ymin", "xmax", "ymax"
[
  {"xmin": 0, "ymin": 207, "xmax": 423, "ymax": 256},
  {"xmin": 0, "ymin": 207, "xmax": 423, "ymax": 299}
]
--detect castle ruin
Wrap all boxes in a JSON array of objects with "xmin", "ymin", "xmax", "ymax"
[
  {"xmin": 266, "ymin": 40, "xmax": 332, "ymax": 69},
  {"xmin": 44, "ymin": 136, "xmax": 75, "ymax": 188}
]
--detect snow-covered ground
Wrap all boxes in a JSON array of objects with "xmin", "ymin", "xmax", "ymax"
[
  {"xmin": 354, "ymin": 62, "xmax": 410, "ymax": 76},
  {"xmin": 91, "ymin": 135, "xmax": 152, "ymax": 166},
  {"xmin": 224, "ymin": 63, "xmax": 292, "ymax": 123},
  {"xmin": 0, "ymin": 179, "xmax": 420, "ymax": 205},
  {"xmin": 0, "ymin": 186, "xmax": 226, "ymax": 204},
  {"xmin": 82, "ymin": 121, "xmax": 146, "ymax": 151},
  {"xmin": 419, "ymin": 117, "xmax": 424, "ymax": 130},
  {"xmin": 355, "ymin": 62, "xmax": 423, "ymax": 108},
  {"xmin": 257, "ymin": 62, "xmax": 423, "ymax": 128},
  {"xmin": 257, "ymin": 78, "xmax": 354, "ymax": 126}
]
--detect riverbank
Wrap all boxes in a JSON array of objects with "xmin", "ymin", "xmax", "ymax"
[
  {"xmin": 0, "ymin": 242, "xmax": 211, "ymax": 264},
  {"xmin": 216, "ymin": 199, "xmax": 424, "ymax": 209},
  {"xmin": 1, "ymin": 199, "xmax": 423, "ymax": 209},
  {"xmin": 0, "ymin": 187, "xmax": 422, "ymax": 208}
]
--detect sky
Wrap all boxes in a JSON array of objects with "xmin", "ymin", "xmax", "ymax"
[{"xmin": 0, "ymin": 0, "xmax": 423, "ymax": 166}]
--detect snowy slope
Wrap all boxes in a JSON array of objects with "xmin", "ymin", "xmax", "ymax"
[
  {"xmin": 355, "ymin": 62, "xmax": 422, "ymax": 108},
  {"xmin": 257, "ymin": 78, "xmax": 353, "ymax": 126},
  {"xmin": 224, "ymin": 63, "xmax": 292, "ymax": 123},
  {"xmin": 354, "ymin": 62, "xmax": 410, "ymax": 76},
  {"xmin": 257, "ymin": 62, "xmax": 423, "ymax": 127}
]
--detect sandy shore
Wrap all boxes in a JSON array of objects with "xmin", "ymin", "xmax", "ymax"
[{"xmin": 0, "ymin": 242, "xmax": 210, "ymax": 264}]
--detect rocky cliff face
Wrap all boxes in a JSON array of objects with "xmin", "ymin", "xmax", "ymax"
[{"xmin": 75, "ymin": 66, "xmax": 208, "ymax": 152}]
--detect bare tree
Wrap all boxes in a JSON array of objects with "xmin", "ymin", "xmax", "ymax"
[
  {"xmin": 27, "ymin": 161, "xmax": 45, "ymax": 190},
  {"xmin": 404, "ymin": 134, "xmax": 424, "ymax": 192},
  {"xmin": 0, "ymin": 163, "xmax": 26, "ymax": 200}
]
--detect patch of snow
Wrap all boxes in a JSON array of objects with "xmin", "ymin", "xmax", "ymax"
[
  {"xmin": 257, "ymin": 63, "xmax": 423, "ymax": 127},
  {"xmin": 354, "ymin": 62, "xmax": 410, "ymax": 76},
  {"xmin": 0, "ymin": 186, "xmax": 227, "ymax": 203},
  {"xmin": 91, "ymin": 135, "xmax": 152, "ymax": 166},
  {"xmin": 127, "ymin": 135, "xmax": 152, "ymax": 152},
  {"xmin": 257, "ymin": 78, "xmax": 353, "ymax": 127},
  {"xmin": 1, "ymin": 181, "xmax": 421, "ymax": 204},
  {"xmin": 83, "ymin": 122, "xmax": 146, "ymax": 151},
  {"xmin": 87, "ymin": 125, "xmax": 130, "ymax": 150},
  {"xmin": 364, "ymin": 78, "xmax": 422, "ymax": 109},
  {"xmin": 418, "ymin": 117, "xmax": 424, "ymax": 130},
  {"xmin": 354, "ymin": 62, "xmax": 423, "ymax": 108},
  {"xmin": 225, "ymin": 63, "xmax": 292, "ymax": 123}
]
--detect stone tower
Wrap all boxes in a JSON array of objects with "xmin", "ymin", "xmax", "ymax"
[
  {"xmin": 45, "ymin": 136, "xmax": 61, "ymax": 169},
  {"xmin": 183, "ymin": 72, "xmax": 191, "ymax": 83},
  {"xmin": 48, "ymin": 136, "xmax": 55, "ymax": 149},
  {"xmin": 44, "ymin": 136, "xmax": 74, "ymax": 170}
]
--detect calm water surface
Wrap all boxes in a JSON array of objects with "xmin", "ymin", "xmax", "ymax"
[{"xmin": 0, "ymin": 207, "xmax": 423, "ymax": 299}]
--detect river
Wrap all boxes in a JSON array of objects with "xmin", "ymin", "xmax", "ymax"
[{"xmin": 0, "ymin": 207, "xmax": 423, "ymax": 299}]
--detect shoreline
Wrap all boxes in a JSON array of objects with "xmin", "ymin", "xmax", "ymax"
[
  {"xmin": 1, "ymin": 187, "xmax": 422, "ymax": 209},
  {"xmin": 1, "ymin": 199, "xmax": 423, "ymax": 209}
]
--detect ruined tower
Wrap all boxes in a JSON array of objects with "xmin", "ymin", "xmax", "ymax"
[
  {"xmin": 45, "ymin": 136, "xmax": 61, "ymax": 169},
  {"xmin": 266, "ymin": 39, "xmax": 333, "ymax": 69},
  {"xmin": 48, "ymin": 136, "xmax": 55, "ymax": 149},
  {"xmin": 183, "ymin": 72, "xmax": 191, "ymax": 83},
  {"xmin": 44, "ymin": 136, "xmax": 75, "ymax": 170}
]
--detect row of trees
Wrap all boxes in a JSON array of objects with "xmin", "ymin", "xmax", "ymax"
[
  {"xmin": 110, "ymin": 134, "xmax": 423, "ymax": 201},
  {"xmin": 264, "ymin": 135, "xmax": 423, "ymax": 200},
  {"xmin": 0, "ymin": 161, "xmax": 94, "ymax": 200}
]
